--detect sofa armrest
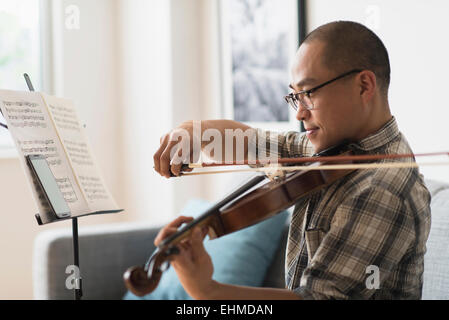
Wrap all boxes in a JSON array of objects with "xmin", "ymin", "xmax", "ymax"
[{"xmin": 33, "ymin": 222, "xmax": 162, "ymax": 300}]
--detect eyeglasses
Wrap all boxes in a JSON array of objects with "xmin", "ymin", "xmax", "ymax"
[{"xmin": 284, "ymin": 69, "xmax": 362, "ymax": 111}]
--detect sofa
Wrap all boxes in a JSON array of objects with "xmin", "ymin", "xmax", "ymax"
[{"xmin": 32, "ymin": 179, "xmax": 449, "ymax": 300}]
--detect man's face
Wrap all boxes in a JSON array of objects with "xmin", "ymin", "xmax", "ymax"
[{"xmin": 289, "ymin": 41, "xmax": 363, "ymax": 153}]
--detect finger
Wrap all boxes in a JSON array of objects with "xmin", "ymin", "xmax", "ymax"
[
  {"xmin": 170, "ymin": 243, "xmax": 193, "ymax": 268},
  {"xmin": 153, "ymin": 134, "xmax": 169, "ymax": 174},
  {"xmin": 201, "ymin": 226, "xmax": 209, "ymax": 238},
  {"xmin": 170, "ymin": 148, "xmax": 185, "ymax": 177},
  {"xmin": 177, "ymin": 241, "xmax": 191, "ymax": 253},
  {"xmin": 190, "ymin": 227, "xmax": 207, "ymax": 261},
  {"xmin": 167, "ymin": 215, "xmax": 194, "ymax": 228},
  {"xmin": 166, "ymin": 244, "xmax": 186, "ymax": 262},
  {"xmin": 154, "ymin": 227, "xmax": 178, "ymax": 246},
  {"xmin": 154, "ymin": 216, "xmax": 194, "ymax": 246},
  {"xmin": 160, "ymin": 140, "xmax": 180, "ymax": 178}
]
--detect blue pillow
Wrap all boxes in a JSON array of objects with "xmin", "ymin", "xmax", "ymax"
[{"xmin": 124, "ymin": 199, "xmax": 288, "ymax": 300}]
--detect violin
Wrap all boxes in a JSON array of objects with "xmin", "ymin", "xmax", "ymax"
[{"xmin": 123, "ymin": 142, "xmax": 360, "ymax": 296}]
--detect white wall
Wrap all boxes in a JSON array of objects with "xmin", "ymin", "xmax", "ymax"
[
  {"xmin": 116, "ymin": 0, "xmax": 174, "ymax": 225},
  {"xmin": 116, "ymin": 0, "xmax": 239, "ymax": 224},
  {"xmin": 117, "ymin": 0, "xmax": 211, "ymax": 225},
  {"xmin": 306, "ymin": 0, "xmax": 449, "ymax": 183},
  {"xmin": 52, "ymin": 0, "xmax": 123, "ymax": 206}
]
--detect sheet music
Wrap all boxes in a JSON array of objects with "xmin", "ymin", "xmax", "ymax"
[
  {"xmin": 42, "ymin": 93, "xmax": 119, "ymax": 213},
  {"xmin": 0, "ymin": 90, "xmax": 90, "ymax": 221}
]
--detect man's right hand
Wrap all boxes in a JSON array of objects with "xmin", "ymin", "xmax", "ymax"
[
  {"xmin": 153, "ymin": 119, "xmax": 253, "ymax": 178},
  {"xmin": 153, "ymin": 121, "xmax": 197, "ymax": 178}
]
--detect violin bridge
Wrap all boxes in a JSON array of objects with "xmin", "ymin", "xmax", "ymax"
[{"xmin": 264, "ymin": 163, "xmax": 286, "ymax": 181}]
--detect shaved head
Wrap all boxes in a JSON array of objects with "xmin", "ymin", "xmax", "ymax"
[{"xmin": 303, "ymin": 21, "xmax": 391, "ymax": 97}]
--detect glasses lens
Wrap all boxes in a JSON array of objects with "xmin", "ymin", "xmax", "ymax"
[
  {"xmin": 286, "ymin": 93, "xmax": 313, "ymax": 111},
  {"xmin": 299, "ymin": 94, "xmax": 313, "ymax": 110},
  {"xmin": 285, "ymin": 95, "xmax": 298, "ymax": 111}
]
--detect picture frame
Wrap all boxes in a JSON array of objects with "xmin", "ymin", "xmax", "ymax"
[{"xmin": 219, "ymin": 0, "xmax": 306, "ymax": 132}]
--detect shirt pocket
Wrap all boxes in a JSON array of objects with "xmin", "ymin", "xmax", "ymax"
[
  {"xmin": 304, "ymin": 199, "xmax": 333, "ymax": 262},
  {"xmin": 305, "ymin": 228, "xmax": 326, "ymax": 263}
]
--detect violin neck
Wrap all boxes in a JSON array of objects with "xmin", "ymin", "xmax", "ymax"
[{"xmin": 159, "ymin": 174, "xmax": 266, "ymax": 247}]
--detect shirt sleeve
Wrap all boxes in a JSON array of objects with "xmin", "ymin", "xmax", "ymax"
[
  {"xmin": 247, "ymin": 128, "xmax": 313, "ymax": 162},
  {"xmin": 293, "ymin": 187, "xmax": 416, "ymax": 300}
]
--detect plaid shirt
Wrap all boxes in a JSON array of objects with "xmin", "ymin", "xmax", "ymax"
[{"xmin": 249, "ymin": 117, "xmax": 431, "ymax": 299}]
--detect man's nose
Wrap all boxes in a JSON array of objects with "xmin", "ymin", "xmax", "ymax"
[{"xmin": 295, "ymin": 108, "xmax": 310, "ymax": 122}]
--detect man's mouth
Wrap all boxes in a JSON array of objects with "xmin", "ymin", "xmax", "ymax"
[{"xmin": 305, "ymin": 127, "xmax": 320, "ymax": 136}]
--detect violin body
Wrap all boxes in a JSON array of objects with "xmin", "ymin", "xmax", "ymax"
[
  {"xmin": 124, "ymin": 145, "xmax": 357, "ymax": 297},
  {"xmin": 217, "ymin": 161, "xmax": 355, "ymax": 236}
]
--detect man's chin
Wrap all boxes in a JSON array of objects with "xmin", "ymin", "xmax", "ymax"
[
  {"xmin": 311, "ymin": 140, "xmax": 334, "ymax": 156},
  {"xmin": 311, "ymin": 143, "xmax": 324, "ymax": 155},
  {"xmin": 312, "ymin": 140, "xmax": 351, "ymax": 156}
]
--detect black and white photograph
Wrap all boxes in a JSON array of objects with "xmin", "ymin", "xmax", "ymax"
[{"xmin": 220, "ymin": 0, "xmax": 300, "ymax": 129}]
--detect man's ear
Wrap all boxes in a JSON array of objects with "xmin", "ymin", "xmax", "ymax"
[{"xmin": 358, "ymin": 70, "xmax": 377, "ymax": 102}]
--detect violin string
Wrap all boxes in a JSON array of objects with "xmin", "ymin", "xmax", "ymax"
[{"xmin": 179, "ymin": 161, "xmax": 449, "ymax": 176}]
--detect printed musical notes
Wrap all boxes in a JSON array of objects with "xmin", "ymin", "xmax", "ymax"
[
  {"xmin": 55, "ymin": 177, "xmax": 78, "ymax": 203},
  {"xmin": 79, "ymin": 175, "xmax": 109, "ymax": 201},
  {"xmin": 3, "ymin": 100, "xmax": 47, "ymax": 128},
  {"xmin": 48, "ymin": 103, "xmax": 81, "ymax": 132},
  {"xmin": 64, "ymin": 140, "xmax": 94, "ymax": 166}
]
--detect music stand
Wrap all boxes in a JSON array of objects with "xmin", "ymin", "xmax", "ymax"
[{"xmin": 0, "ymin": 74, "xmax": 124, "ymax": 300}]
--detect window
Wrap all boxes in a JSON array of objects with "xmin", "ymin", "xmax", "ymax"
[{"xmin": 0, "ymin": 0, "xmax": 43, "ymax": 153}]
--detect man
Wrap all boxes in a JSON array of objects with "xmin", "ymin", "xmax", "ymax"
[{"xmin": 153, "ymin": 21, "xmax": 431, "ymax": 299}]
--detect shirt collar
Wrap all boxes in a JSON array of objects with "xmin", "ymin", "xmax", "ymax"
[{"xmin": 348, "ymin": 116, "xmax": 399, "ymax": 152}]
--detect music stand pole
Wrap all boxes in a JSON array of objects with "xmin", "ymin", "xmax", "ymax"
[{"xmin": 72, "ymin": 217, "xmax": 82, "ymax": 300}]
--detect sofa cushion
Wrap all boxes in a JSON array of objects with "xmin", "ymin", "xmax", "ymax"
[
  {"xmin": 422, "ymin": 186, "xmax": 449, "ymax": 300},
  {"xmin": 124, "ymin": 199, "xmax": 289, "ymax": 300},
  {"xmin": 424, "ymin": 178, "xmax": 449, "ymax": 197}
]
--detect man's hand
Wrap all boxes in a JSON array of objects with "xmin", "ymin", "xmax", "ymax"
[
  {"xmin": 154, "ymin": 216, "xmax": 302, "ymax": 300},
  {"xmin": 153, "ymin": 120, "xmax": 253, "ymax": 178},
  {"xmin": 153, "ymin": 121, "xmax": 197, "ymax": 178},
  {"xmin": 154, "ymin": 216, "xmax": 215, "ymax": 300}
]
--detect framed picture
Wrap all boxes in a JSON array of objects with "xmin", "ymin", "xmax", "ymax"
[{"xmin": 219, "ymin": 0, "xmax": 306, "ymax": 132}]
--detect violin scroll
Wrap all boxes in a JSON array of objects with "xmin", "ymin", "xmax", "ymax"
[
  {"xmin": 123, "ymin": 265, "xmax": 160, "ymax": 297},
  {"xmin": 123, "ymin": 246, "xmax": 180, "ymax": 296}
]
